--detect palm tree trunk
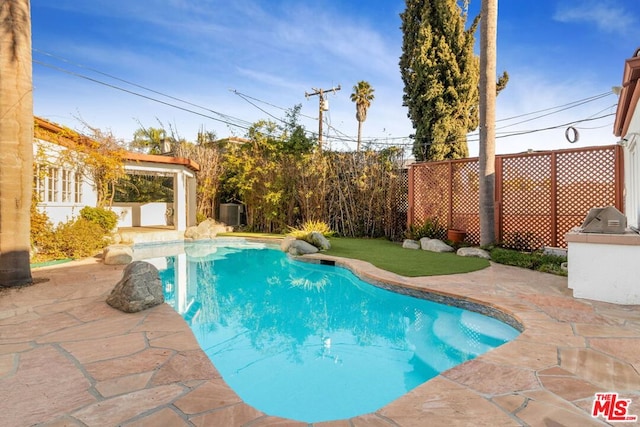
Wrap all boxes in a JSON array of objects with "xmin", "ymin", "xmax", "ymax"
[
  {"xmin": 357, "ymin": 120, "xmax": 362, "ymax": 152},
  {"xmin": 479, "ymin": 0, "xmax": 497, "ymax": 246},
  {"xmin": 0, "ymin": 0, "xmax": 34, "ymax": 286}
]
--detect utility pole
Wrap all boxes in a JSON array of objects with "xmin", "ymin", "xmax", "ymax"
[{"xmin": 305, "ymin": 85, "xmax": 340, "ymax": 152}]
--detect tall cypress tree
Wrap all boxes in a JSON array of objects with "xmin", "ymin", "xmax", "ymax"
[{"xmin": 400, "ymin": 0, "xmax": 487, "ymax": 161}]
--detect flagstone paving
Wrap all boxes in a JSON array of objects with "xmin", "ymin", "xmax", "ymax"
[{"xmin": 1, "ymin": 254, "xmax": 639, "ymax": 426}]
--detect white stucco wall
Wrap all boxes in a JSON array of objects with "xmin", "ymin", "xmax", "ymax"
[
  {"xmin": 567, "ymin": 233, "xmax": 640, "ymax": 305},
  {"xmin": 123, "ymin": 162, "xmax": 196, "ymax": 231},
  {"xmin": 623, "ymin": 102, "xmax": 640, "ymax": 229},
  {"xmin": 33, "ymin": 139, "xmax": 97, "ymax": 226},
  {"xmin": 112, "ymin": 202, "xmax": 174, "ymax": 227},
  {"xmin": 34, "ymin": 138, "xmax": 197, "ymax": 231}
]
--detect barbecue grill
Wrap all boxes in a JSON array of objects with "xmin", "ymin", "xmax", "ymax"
[{"xmin": 580, "ymin": 206, "xmax": 627, "ymax": 234}]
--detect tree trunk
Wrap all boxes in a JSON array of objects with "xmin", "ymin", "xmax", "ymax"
[
  {"xmin": 479, "ymin": 0, "xmax": 497, "ymax": 246},
  {"xmin": 0, "ymin": 0, "xmax": 34, "ymax": 286},
  {"xmin": 356, "ymin": 120, "xmax": 362, "ymax": 152}
]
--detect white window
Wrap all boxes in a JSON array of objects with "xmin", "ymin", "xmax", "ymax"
[
  {"xmin": 74, "ymin": 172, "xmax": 83, "ymax": 204},
  {"xmin": 46, "ymin": 167, "xmax": 59, "ymax": 203},
  {"xmin": 62, "ymin": 170, "xmax": 72, "ymax": 202},
  {"xmin": 35, "ymin": 165, "xmax": 83, "ymax": 205}
]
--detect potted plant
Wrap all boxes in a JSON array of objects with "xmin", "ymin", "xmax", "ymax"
[{"xmin": 447, "ymin": 228, "xmax": 466, "ymax": 243}]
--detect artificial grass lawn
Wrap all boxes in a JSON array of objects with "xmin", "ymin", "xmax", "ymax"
[
  {"xmin": 324, "ymin": 237, "xmax": 489, "ymax": 277},
  {"xmin": 219, "ymin": 233, "xmax": 489, "ymax": 277}
]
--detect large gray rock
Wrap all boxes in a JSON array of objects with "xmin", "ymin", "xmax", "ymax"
[
  {"xmin": 288, "ymin": 239, "xmax": 320, "ymax": 256},
  {"xmin": 402, "ymin": 239, "xmax": 420, "ymax": 250},
  {"xmin": 419, "ymin": 237, "xmax": 432, "ymax": 250},
  {"xmin": 422, "ymin": 239, "xmax": 454, "ymax": 253},
  {"xmin": 103, "ymin": 244, "xmax": 133, "ymax": 265},
  {"xmin": 281, "ymin": 235, "xmax": 296, "ymax": 252},
  {"xmin": 543, "ymin": 246, "xmax": 568, "ymax": 257},
  {"xmin": 185, "ymin": 219, "xmax": 230, "ymax": 240},
  {"xmin": 309, "ymin": 231, "xmax": 331, "ymax": 250},
  {"xmin": 457, "ymin": 247, "xmax": 491, "ymax": 259},
  {"xmin": 106, "ymin": 261, "xmax": 164, "ymax": 313}
]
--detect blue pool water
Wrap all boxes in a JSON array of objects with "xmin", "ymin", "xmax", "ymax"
[{"xmin": 142, "ymin": 239, "xmax": 520, "ymax": 423}]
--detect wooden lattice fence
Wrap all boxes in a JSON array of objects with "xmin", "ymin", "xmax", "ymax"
[{"xmin": 408, "ymin": 145, "xmax": 624, "ymax": 249}]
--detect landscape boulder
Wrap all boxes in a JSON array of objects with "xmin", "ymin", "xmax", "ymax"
[
  {"xmin": 281, "ymin": 235, "xmax": 296, "ymax": 252},
  {"xmin": 422, "ymin": 239, "xmax": 454, "ymax": 253},
  {"xmin": 419, "ymin": 237, "xmax": 432, "ymax": 250},
  {"xmin": 288, "ymin": 239, "xmax": 320, "ymax": 256},
  {"xmin": 184, "ymin": 219, "xmax": 230, "ymax": 240},
  {"xmin": 103, "ymin": 244, "xmax": 133, "ymax": 265},
  {"xmin": 106, "ymin": 261, "xmax": 164, "ymax": 313},
  {"xmin": 309, "ymin": 231, "xmax": 331, "ymax": 250},
  {"xmin": 456, "ymin": 247, "xmax": 491, "ymax": 259},
  {"xmin": 402, "ymin": 239, "xmax": 421, "ymax": 250}
]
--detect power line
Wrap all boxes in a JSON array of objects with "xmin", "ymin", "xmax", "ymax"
[
  {"xmin": 34, "ymin": 49, "xmax": 248, "ymax": 127},
  {"xmin": 496, "ymin": 91, "xmax": 612, "ymax": 123},
  {"xmin": 231, "ymin": 90, "xmax": 288, "ymax": 125},
  {"xmin": 33, "ymin": 59, "xmax": 254, "ymax": 132},
  {"xmin": 229, "ymin": 86, "xmax": 616, "ymax": 144},
  {"xmin": 34, "ymin": 49, "xmax": 616, "ymax": 149},
  {"xmin": 230, "ymin": 89, "xmax": 318, "ymax": 121},
  {"xmin": 496, "ymin": 93, "xmax": 614, "ymax": 130},
  {"xmin": 495, "ymin": 113, "xmax": 615, "ymax": 138}
]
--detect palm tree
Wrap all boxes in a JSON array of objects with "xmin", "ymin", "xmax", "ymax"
[
  {"xmin": 132, "ymin": 126, "xmax": 169, "ymax": 154},
  {"xmin": 350, "ymin": 81, "xmax": 375, "ymax": 152},
  {"xmin": 0, "ymin": 0, "xmax": 34, "ymax": 286},
  {"xmin": 479, "ymin": 0, "xmax": 497, "ymax": 246}
]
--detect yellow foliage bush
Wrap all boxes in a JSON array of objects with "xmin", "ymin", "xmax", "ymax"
[{"xmin": 287, "ymin": 220, "xmax": 334, "ymax": 242}]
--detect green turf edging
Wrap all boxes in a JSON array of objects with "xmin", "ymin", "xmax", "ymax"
[
  {"xmin": 30, "ymin": 258, "xmax": 73, "ymax": 269},
  {"xmin": 324, "ymin": 238, "xmax": 489, "ymax": 277}
]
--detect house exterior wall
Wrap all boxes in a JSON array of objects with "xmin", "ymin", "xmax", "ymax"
[
  {"xmin": 623, "ymin": 106, "xmax": 640, "ymax": 229},
  {"xmin": 33, "ymin": 139, "xmax": 97, "ymax": 225},
  {"xmin": 34, "ymin": 131, "xmax": 198, "ymax": 231},
  {"xmin": 566, "ymin": 49, "xmax": 640, "ymax": 305}
]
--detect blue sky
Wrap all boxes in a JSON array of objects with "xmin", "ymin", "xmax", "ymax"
[{"xmin": 31, "ymin": 0, "xmax": 639, "ymax": 157}]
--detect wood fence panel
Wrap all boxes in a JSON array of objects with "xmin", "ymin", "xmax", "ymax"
[{"xmin": 408, "ymin": 145, "xmax": 623, "ymax": 249}]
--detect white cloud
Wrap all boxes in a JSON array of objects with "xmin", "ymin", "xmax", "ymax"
[
  {"xmin": 553, "ymin": 1, "xmax": 635, "ymax": 34},
  {"xmin": 235, "ymin": 67, "xmax": 306, "ymax": 91},
  {"xmin": 273, "ymin": 5, "xmax": 401, "ymax": 82}
]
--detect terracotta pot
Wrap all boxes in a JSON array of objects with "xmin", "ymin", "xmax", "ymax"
[{"xmin": 447, "ymin": 229, "xmax": 466, "ymax": 243}]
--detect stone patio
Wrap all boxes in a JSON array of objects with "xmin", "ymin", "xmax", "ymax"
[{"xmin": 1, "ymin": 252, "xmax": 639, "ymax": 426}]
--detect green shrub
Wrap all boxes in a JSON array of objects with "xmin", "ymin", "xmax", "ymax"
[
  {"xmin": 501, "ymin": 231, "xmax": 543, "ymax": 252},
  {"xmin": 44, "ymin": 218, "xmax": 111, "ymax": 259},
  {"xmin": 30, "ymin": 195, "xmax": 54, "ymax": 252},
  {"xmin": 80, "ymin": 206, "xmax": 118, "ymax": 232},
  {"xmin": 489, "ymin": 247, "xmax": 567, "ymax": 276},
  {"xmin": 405, "ymin": 218, "xmax": 446, "ymax": 240}
]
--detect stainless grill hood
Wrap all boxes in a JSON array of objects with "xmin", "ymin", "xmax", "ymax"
[{"xmin": 580, "ymin": 206, "xmax": 627, "ymax": 234}]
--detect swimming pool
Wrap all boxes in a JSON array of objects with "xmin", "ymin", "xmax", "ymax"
[{"xmin": 141, "ymin": 239, "xmax": 520, "ymax": 423}]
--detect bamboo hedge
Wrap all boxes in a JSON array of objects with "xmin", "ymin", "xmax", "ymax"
[{"xmin": 177, "ymin": 120, "xmax": 408, "ymax": 240}]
